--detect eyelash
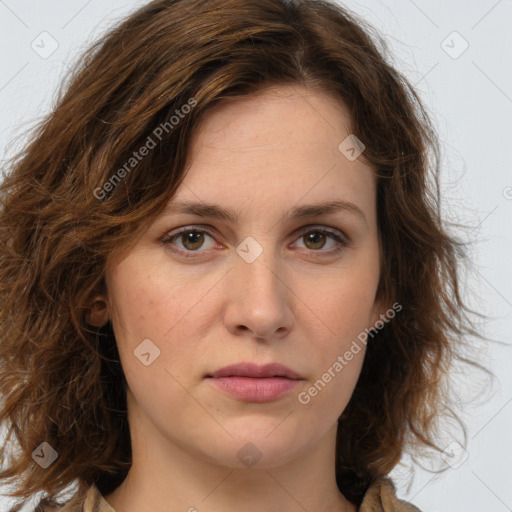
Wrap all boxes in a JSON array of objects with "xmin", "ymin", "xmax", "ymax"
[{"xmin": 160, "ymin": 225, "xmax": 348, "ymax": 259}]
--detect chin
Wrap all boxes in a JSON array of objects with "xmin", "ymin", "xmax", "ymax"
[{"xmin": 194, "ymin": 428, "xmax": 312, "ymax": 470}]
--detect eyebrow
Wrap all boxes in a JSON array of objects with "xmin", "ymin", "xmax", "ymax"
[{"xmin": 162, "ymin": 199, "xmax": 367, "ymax": 225}]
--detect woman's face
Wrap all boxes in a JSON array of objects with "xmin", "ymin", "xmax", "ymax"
[{"xmin": 104, "ymin": 84, "xmax": 386, "ymax": 470}]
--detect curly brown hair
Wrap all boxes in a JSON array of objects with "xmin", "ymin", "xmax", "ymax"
[{"xmin": 0, "ymin": 0, "xmax": 486, "ymax": 510}]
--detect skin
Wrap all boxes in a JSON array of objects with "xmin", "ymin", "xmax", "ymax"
[{"xmin": 90, "ymin": 84, "xmax": 388, "ymax": 512}]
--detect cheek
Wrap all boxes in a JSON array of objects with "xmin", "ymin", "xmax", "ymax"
[
  {"xmin": 107, "ymin": 259, "xmax": 213, "ymax": 379},
  {"xmin": 304, "ymin": 267, "xmax": 379, "ymax": 346},
  {"xmin": 108, "ymin": 255, "xmax": 189, "ymax": 339},
  {"xmin": 296, "ymin": 259, "xmax": 378, "ymax": 408},
  {"xmin": 298, "ymin": 282, "xmax": 371, "ymax": 415}
]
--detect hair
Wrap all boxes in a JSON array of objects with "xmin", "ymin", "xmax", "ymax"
[{"xmin": 0, "ymin": 0, "xmax": 488, "ymax": 510}]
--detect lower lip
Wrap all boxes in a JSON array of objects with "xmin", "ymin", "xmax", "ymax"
[{"xmin": 207, "ymin": 376, "xmax": 301, "ymax": 402}]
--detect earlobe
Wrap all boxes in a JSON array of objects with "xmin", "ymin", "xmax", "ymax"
[{"xmin": 86, "ymin": 295, "xmax": 110, "ymax": 327}]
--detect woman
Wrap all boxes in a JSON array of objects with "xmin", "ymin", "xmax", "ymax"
[{"xmin": 0, "ymin": 0, "xmax": 482, "ymax": 510}]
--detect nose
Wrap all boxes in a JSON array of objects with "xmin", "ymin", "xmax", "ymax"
[{"xmin": 222, "ymin": 244, "xmax": 294, "ymax": 342}]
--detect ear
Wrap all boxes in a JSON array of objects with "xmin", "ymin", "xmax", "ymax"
[{"xmin": 86, "ymin": 294, "xmax": 110, "ymax": 327}]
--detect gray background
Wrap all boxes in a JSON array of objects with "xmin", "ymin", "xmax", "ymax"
[{"xmin": 0, "ymin": 1, "xmax": 511, "ymax": 510}]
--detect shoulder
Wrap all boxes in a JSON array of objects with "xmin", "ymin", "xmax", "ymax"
[
  {"xmin": 358, "ymin": 476, "xmax": 422, "ymax": 512},
  {"xmin": 39, "ymin": 479, "xmax": 418, "ymax": 512}
]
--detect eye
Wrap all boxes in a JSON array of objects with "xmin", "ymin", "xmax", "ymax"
[
  {"xmin": 292, "ymin": 226, "xmax": 348, "ymax": 255},
  {"xmin": 161, "ymin": 225, "xmax": 348, "ymax": 258},
  {"xmin": 161, "ymin": 227, "xmax": 218, "ymax": 256}
]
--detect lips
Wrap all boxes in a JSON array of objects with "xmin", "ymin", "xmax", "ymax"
[
  {"xmin": 206, "ymin": 362, "xmax": 302, "ymax": 380},
  {"xmin": 205, "ymin": 362, "xmax": 304, "ymax": 403}
]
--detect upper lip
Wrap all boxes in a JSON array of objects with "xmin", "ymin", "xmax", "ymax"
[{"xmin": 207, "ymin": 362, "xmax": 303, "ymax": 380}]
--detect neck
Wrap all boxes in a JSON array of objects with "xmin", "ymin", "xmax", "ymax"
[{"xmin": 104, "ymin": 399, "xmax": 355, "ymax": 512}]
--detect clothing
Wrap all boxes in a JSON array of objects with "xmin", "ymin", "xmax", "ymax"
[
  {"xmin": 77, "ymin": 476, "xmax": 421, "ymax": 512},
  {"xmin": 358, "ymin": 477, "xmax": 422, "ymax": 511}
]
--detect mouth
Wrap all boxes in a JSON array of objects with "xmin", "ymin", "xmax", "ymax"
[
  {"xmin": 205, "ymin": 362, "xmax": 304, "ymax": 403},
  {"xmin": 206, "ymin": 362, "xmax": 303, "ymax": 379}
]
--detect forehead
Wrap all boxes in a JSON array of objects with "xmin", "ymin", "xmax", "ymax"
[
  {"xmin": 190, "ymin": 84, "xmax": 353, "ymax": 151},
  {"xmin": 176, "ymin": 84, "xmax": 376, "ymax": 223}
]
